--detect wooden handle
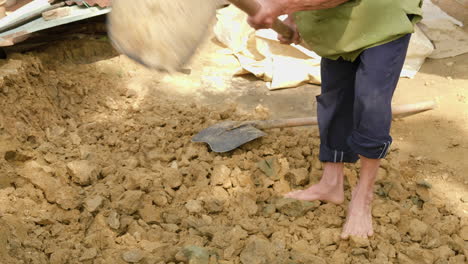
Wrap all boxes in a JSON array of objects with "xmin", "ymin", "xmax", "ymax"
[
  {"xmin": 252, "ymin": 117, "xmax": 318, "ymax": 129},
  {"xmin": 228, "ymin": 0, "xmax": 294, "ymax": 41},
  {"xmin": 247, "ymin": 100, "xmax": 437, "ymax": 130},
  {"xmin": 391, "ymin": 100, "xmax": 437, "ymax": 118}
]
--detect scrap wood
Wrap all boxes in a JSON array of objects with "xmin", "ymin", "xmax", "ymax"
[{"xmin": 42, "ymin": 6, "xmax": 70, "ymax": 20}]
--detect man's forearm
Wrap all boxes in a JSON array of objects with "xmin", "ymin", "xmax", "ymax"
[{"xmin": 283, "ymin": 0, "xmax": 350, "ymax": 14}]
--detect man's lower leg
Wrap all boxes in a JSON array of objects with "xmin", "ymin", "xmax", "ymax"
[{"xmin": 341, "ymin": 156, "xmax": 380, "ymax": 238}]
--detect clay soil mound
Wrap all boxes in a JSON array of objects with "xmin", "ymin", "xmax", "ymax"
[{"xmin": 0, "ymin": 38, "xmax": 466, "ymax": 264}]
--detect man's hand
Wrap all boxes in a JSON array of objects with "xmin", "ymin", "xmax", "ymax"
[
  {"xmin": 247, "ymin": 0, "xmax": 285, "ymax": 30},
  {"xmin": 247, "ymin": 0, "xmax": 299, "ymax": 45},
  {"xmin": 247, "ymin": 0, "xmax": 350, "ymax": 30},
  {"xmin": 278, "ymin": 15, "xmax": 301, "ymax": 45}
]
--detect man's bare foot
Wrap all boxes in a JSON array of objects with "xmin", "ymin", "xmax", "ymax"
[
  {"xmin": 340, "ymin": 187, "xmax": 374, "ymax": 238},
  {"xmin": 341, "ymin": 156, "xmax": 379, "ymax": 239},
  {"xmin": 284, "ymin": 162, "xmax": 345, "ymax": 204}
]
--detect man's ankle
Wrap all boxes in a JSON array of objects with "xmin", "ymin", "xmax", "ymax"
[
  {"xmin": 320, "ymin": 162, "xmax": 344, "ymax": 186},
  {"xmin": 358, "ymin": 156, "xmax": 380, "ymax": 189}
]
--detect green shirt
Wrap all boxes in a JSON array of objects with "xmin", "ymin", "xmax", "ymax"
[{"xmin": 294, "ymin": 0, "xmax": 423, "ymax": 61}]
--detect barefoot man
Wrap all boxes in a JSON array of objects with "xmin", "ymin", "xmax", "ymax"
[{"xmin": 247, "ymin": 0, "xmax": 422, "ymax": 238}]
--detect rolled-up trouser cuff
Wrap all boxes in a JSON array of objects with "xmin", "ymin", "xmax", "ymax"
[
  {"xmin": 319, "ymin": 144, "xmax": 360, "ymax": 163},
  {"xmin": 347, "ymin": 131, "xmax": 392, "ymax": 159}
]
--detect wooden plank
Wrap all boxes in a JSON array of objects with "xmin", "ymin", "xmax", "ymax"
[{"xmin": 42, "ymin": 7, "xmax": 72, "ymax": 21}]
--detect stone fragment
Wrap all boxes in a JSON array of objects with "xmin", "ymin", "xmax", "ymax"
[
  {"xmin": 211, "ymin": 165, "xmax": 232, "ymax": 188},
  {"xmin": 449, "ymin": 255, "xmax": 466, "ymax": 264},
  {"xmin": 240, "ymin": 237, "xmax": 274, "ymax": 264},
  {"xmin": 460, "ymin": 225, "xmax": 468, "ymax": 240},
  {"xmin": 123, "ymin": 169, "xmax": 153, "ymax": 191},
  {"xmin": 138, "ymin": 202, "xmax": 162, "ymax": 224},
  {"xmin": 290, "ymin": 240, "xmax": 326, "ymax": 264},
  {"xmin": 84, "ymin": 195, "xmax": 104, "ymax": 212},
  {"xmin": 435, "ymin": 245, "xmax": 455, "ymax": 261},
  {"xmin": 239, "ymin": 218, "xmax": 259, "ymax": 234},
  {"xmin": 150, "ymin": 191, "xmax": 168, "ymax": 206},
  {"xmin": 388, "ymin": 210, "xmax": 401, "ymax": 224},
  {"xmin": 117, "ymin": 190, "xmax": 144, "ymax": 214},
  {"xmin": 447, "ymin": 234, "xmax": 464, "ymax": 253},
  {"xmin": 275, "ymin": 198, "xmax": 320, "ymax": 217},
  {"xmin": 161, "ymin": 223, "xmax": 180, "ymax": 232},
  {"xmin": 350, "ymin": 236, "xmax": 370, "ymax": 248},
  {"xmin": 180, "ymin": 246, "xmax": 210, "ymax": 264},
  {"xmin": 139, "ymin": 240, "xmax": 167, "ymax": 254},
  {"xmin": 288, "ymin": 168, "xmax": 309, "ymax": 186},
  {"xmin": 79, "ymin": 248, "xmax": 97, "ymax": 261},
  {"xmin": 162, "ymin": 209, "xmax": 184, "ymax": 224},
  {"xmin": 203, "ymin": 198, "xmax": 224, "ymax": 213},
  {"xmin": 351, "ymin": 248, "xmax": 368, "ymax": 256},
  {"xmin": 372, "ymin": 202, "xmax": 394, "ymax": 218},
  {"xmin": 436, "ymin": 215, "xmax": 460, "ymax": 235},
  {"xmin": 233, "ymin": 167, "xmax": 253, "ymax": 187},
  {"xmin": 376, "ymin": 168, "xmax": 388, "ymax": 182},
  {"xmin": 257, "ymin": 158, "xmax": 280, "ymax": 181},
  {"xmin": 49, "ymin": 249, "xmax": 71, "ymax": 264},
  {"xmin": 421, "ymin": 228, "xmax": 441, "ymax": 249},
  {"xmin": 70, "ymin": 132, "xmax": 81, "ymax": 145},
  {"xmin": 397, "ymin": 253, "xmax": 414, "ymax": 264},
  {"xmin": 319, "ymin": 228, "xmax": 341, "ymax": 247},
  {"xmin": 67, "ymin": 160, "xmax": 98, "ymax": 186},
  {"xmin": 162, "ymin": 168, "xmax": 183, "ymax": 189},
  {"xmin": 377, "ymin": 241, "xmax": 396, "ymax": 259},
  {"xmin": 212, "ymin": 186, "xmax": 230, "ymax": 202},
  {"xmin": 330, "ymin": 251, "xmax": 348, "ymax": 264},
  {"xmin": 185, "ymin": 200, "xmax": 203, "ymax": 213},
  {"xmin": 4, "ymin": 150, "xmax": 32, "ymax": 162},
  {"xmin": 19, "ymin": 161, "xmax": 81, "ymax": 209},
  {"xmin": 416, "ymin": 180, "xmax": 432, "ymax": 189},
  {"xmin": 408, "ymin": 219, "xmax": 428, "ymax": 242},
  {"xmin": 107, "ymin": 211, "xmax": 120, "ymax": 229},
  {"xmin": 319, "ymin": 214, "xmax": 342, "ymax": 228},
  {"xmin": 238, "ymin": 193, "xmax": 258, "ymax": 216},
  {"xmin": 387, "ymin": 181, "xmax": 410, "ymax": 201},
  {"xmin": 403, "ymin": 244, "xmax": 435, "ymax": 264},
  {"xmin": 416, "ymin": 186, "xmax": 431, "ymax": 202},
  {"xmin": 263, "ymin": 204, "xmax": 276, "ymax": 216},
  {"xmin": 122, "ymin": 249, "xmax": 144, "ymax": 263}
]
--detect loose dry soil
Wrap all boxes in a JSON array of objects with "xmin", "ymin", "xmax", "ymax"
[{"xmin": 0, "ymin": 10, "xmax": 467, "ymax": 264}]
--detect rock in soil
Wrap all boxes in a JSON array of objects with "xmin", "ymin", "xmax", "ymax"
[
  {"xmin": 240, "ymin": 236, "xmax": 275, "ymax": 264},
  {"xmin": 122, "ymin": 249, "xmax": 144, "ymax": 263}
]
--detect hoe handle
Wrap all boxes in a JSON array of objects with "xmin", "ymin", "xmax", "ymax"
[
  {"xmin": 229, "ymin": 0, "xmax": 295, "ymax": 41},
  {"xmin": 242, "ymin": 100, "xmax": 438, "ymax": 130}
]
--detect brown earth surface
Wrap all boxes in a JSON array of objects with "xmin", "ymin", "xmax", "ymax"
[{"xmin": 0, "ymin": 13, "xmax": 467, "ymax": 264}]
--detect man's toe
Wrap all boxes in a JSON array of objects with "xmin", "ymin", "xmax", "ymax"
[
  {"xmin": 284, "ymin": 190, "xmax": 299, "ymax": 198},
  {"xmin": 340, "ymin": 228, "xmax": 350, "ymax": 239}
]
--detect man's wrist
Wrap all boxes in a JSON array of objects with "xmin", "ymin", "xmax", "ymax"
[{"xmin": 282, "ymin": 0, "xmax": 311, "ymax": 15}]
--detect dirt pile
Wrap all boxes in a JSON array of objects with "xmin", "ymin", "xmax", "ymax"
[{"xmin": 0, "ymin": 39, "xmax": 466, "ymax": 264}]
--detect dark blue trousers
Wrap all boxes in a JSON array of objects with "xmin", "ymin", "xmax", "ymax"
[{"xmin": 318, "ymin": 34, "xmax": 411, "ymax": 163}]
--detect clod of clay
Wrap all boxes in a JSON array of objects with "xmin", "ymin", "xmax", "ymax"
[{"xmin": 122, "ymin": 249, "xmax": 144, "ymax": 263}]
